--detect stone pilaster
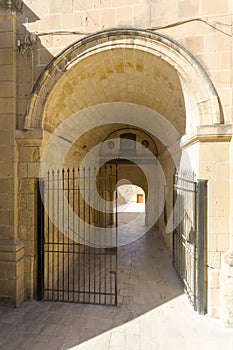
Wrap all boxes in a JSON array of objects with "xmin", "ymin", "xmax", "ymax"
[
  {"xmin": 16, "ymin": 130, "xmax": 42, "ymax": 300},
  {"xmin": 0, "ymin": 0, "xmax": 24, "ymax": 305},
  {"xmin": 220, "ymin": 138, "xmax": 233, "ymax": 326}
]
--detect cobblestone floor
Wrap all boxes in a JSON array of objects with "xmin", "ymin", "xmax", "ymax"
[{"xmin": 1, "ymin": 226, "xmax": 233, "ymax": 349}]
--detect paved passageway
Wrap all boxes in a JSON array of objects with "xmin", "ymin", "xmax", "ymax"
[{"xmin": 0, "ymin": 225, "xmax": 233, "ymax": 349}]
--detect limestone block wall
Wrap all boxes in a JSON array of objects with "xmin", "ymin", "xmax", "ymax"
[
  {"xmin": 199, "ymin": 140, "xmax": 230, "ymax": 317},
  {"xmin": 15, "ymin": 0, "xmax": 232, "ymax": 128},
  {"xmin": 0, "ymin": 13, "xmax": 17, "ymax": 241},
  {"xmin": 0, "ymin": 5, "xmax": 25, "ymax": 306}
]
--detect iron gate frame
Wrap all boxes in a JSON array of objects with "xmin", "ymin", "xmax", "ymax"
[
  {"xmin": 172, "ymin": 170, "xmax": 207, "ymax": 314},
  {"xmin": 37, "ymin": 165, "xmax": 118, "ymax": 306}
]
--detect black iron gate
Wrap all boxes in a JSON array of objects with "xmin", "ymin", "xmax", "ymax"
[
  {"xmin": 172, "ymin": 170, "xmax": 207, "ymax": 314},
  {"xmin": 38, "ymin": 165, "xmax": 118, "ymax": 306}
]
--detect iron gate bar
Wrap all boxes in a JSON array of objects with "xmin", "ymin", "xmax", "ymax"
[
  {"xmin": 38, "ymin": 165, "xmax": 118, "ymax": 306},
  {"xmin": 173, "ymin": 172, "xmax": 194, "ymax": 305},
  {"xmin": 104, "ymin": 166, "xmax": 107, "ymax": 305},
  {"xmin": 72, "ymin": 168, "xmax": 75, "ymax": 302},
  {"xmin": 78, "ymin": 167, "xmax": 81, "ymax": 303},
  {"xmin": 57, "ymin": 170, "xmax": 60, "ymax": 301},
  {"xmin": 62, "ymin": 169, "xmax": 65, "ymax": 301},
  {"xmin": 109, "ymin": 165, "xmax": 113, "ymax": 305},
  {"xmin": 82, "ymin": 167, "xmax": 85, "ymax": 303},
  {"xmin": 67, "ymin": 168, "xmax": 70, "ymax": 302},
  {"xmin": 37, "ymin": 180, "xmax": 44, "ymax": 301},
  {"xmin": 115, "ymin": 162, "xmax": 118, "ymax": 305},
  {"xmin": 46, "ymin": 171, "xmax": 49, "ymax": 301},
  {"xmin": 197, "ymin": 180, "xmax": 207, "ymax": 315},
  {"xmin": 93, "ymin": 166, "xmax": 96, "ymax": 304},
  {"xmin": 52, "ymin": 170, "xmax": 55, "ymax": 301},
  {"xmin": 98, "ymin": 167, "xmax": 102, "ymax": 304}
]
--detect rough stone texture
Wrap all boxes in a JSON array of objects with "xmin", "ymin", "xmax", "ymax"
[
  {"xmin": 23, "ymin": 30, "xmax": 223, "ymax": 132},
  {"xmin": 0, "ymin": 4, "xmax": 25, "ymax": 307},
  {"xmin": 14, "ymin": 0, "xmax": 231, "ymax": 127},
  {"xmin": 220, "ymin": 251, "xmax": 233, "ymax": 327},
  {"xmin": 0, "ymin": 240, "xmax": 24, "ymax": 306}
]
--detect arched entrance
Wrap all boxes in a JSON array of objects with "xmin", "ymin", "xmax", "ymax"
[
  {"xmin": 22, "ymin": 28, "xmax": 223, "ymax": 314},
  {"xmin": 25, "ymin": 28, "xmax": 222, "ymax": 132}
]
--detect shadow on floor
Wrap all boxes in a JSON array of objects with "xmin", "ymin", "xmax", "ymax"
[{"xmin": 0, "ymin": 228, "xmax": 183, "ymax": 350}]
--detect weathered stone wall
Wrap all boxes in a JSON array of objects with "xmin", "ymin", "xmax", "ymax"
[
  {"xmin": 199, "ymin": 139, "xmax": 230, "ymax": 317},
  {"xmin": 0, "ymin": 0, "xmax": 233, "ymax": 323},
  {"xmin": 0, "ymin": 2, "xmax": 24, "ymax": 306}
]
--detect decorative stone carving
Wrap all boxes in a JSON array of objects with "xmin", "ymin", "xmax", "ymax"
[{"xmin": 0, "ymin": 0, "xmax": 23, "ymax": 13}]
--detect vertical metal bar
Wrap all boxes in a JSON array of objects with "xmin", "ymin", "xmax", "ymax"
[
  {"xmin": 185, "ymin": 177, "xmax": 188, "ymax": 295},
  {"xmin": 181, "ymin": 174, "xmax": 184, "ymax": 283},
  {"xmin": 47, "ymin": 170, "xmax": 50, "ymax": 300},
  {"xmin": 164, "ymin": 185, "xmax": 167, "ymax": 225},
  {"xmin": 52, "ymin": 170, "xmax": 55, "ymax": 300},
  {"xmin": 197, "ymin": 180, "xmax": 207, "ymax": 315},
  {"xmin": 179, "ymin": 174, "xmax": 181, "ymax": 279},
  {"xmin": 186, "ymin": 176, "xmax": 188, "ymax": 287},
  {"xmin": 67, "ymin": 168, "xmax": 70, "ymax": 301},
  {"xmin": 62, "ymin": 168, "xmax": 65, "ymax": 301},
  {"xmin": 83, "ymin": 167, "xmax": 86, "ymax": 302},
  {"xmin": 57, "ymin": 169, "xmax": 60, "ymax": 301},
  {"xmin": 104, "ymin": 165, "xmax": 107, "ymax": 304},
  {"xmin": 115, "ymin": 163, "xmax": 118, "ymax": 306},
  {"xmin": 72, "ymin": 168, "xmax": 75, "ymax": 302},
  {"xmin": 109, "ymin": 165, "xmax": 113, "ymax": 305},
  {"xmin": 193, "ymin": 181, "xmax": 197, "ymax": 310},
  {"xmin": 99, "ymin": 167, "xmax": 102, "ymax": 304},
  {"xmin": 37, "ymin": 180, "xmax": 44, "ymax": 301},
  {"xmin": 172, "ymin": 172, "xmax": 176, "ymax": 267},
  {"xmin": 181, "ymin": 174, "xmax": 184, "ymax": 282},
  {"xmin": 78, "ymin": 167, "xmax": 81, "ymax": 303},
  {"xmin": 88, "ymin": 166, "xmax": 91, "ymax": 303},
  {"xmin": 93, "ymin": 166, "xmax": 96, "ymax": 304}
]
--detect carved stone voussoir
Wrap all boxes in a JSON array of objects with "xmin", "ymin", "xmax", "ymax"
[{"xmin": 0, "ymin": 0, "xmax": 23, "ymax": 14}]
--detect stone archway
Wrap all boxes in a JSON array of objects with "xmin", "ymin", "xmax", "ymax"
[
  {"xmin": 24, "ymin": 28, "xmax": 223, "ymax": 134},
  {"xmin": 18, "ymin": 28, "xmax": 228, "ymax": 317}
]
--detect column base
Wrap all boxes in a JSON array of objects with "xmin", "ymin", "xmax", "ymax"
[
  {"xmin": 0, "ymin": 239, "xmax": 24, "ymax": 307},
  {"xmin": 220, "ymin": 250, "xmax": 233, "ymax": 327}
]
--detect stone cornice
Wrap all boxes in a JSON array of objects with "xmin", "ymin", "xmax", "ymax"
[
  {"xmin": 181, "ymin": 124, "xmax": 233, "ymax": 148},
  {"xmin": 0, "ymin": 0, "xmax": 23, "ymax": 14}
]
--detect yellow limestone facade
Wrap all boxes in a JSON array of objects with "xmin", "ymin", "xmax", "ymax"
[{"xmin": 0, "ymin": 0, "xmax": 233, "ymax": 326}]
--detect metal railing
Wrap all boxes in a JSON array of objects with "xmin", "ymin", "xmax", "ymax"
[
  {"xmin": 38, "ymin": 165, "xmax": 118, "ymax": 306},
  {"xmin": 172, "ymin": 170, "xmax": 207, "ymax": 314}
]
